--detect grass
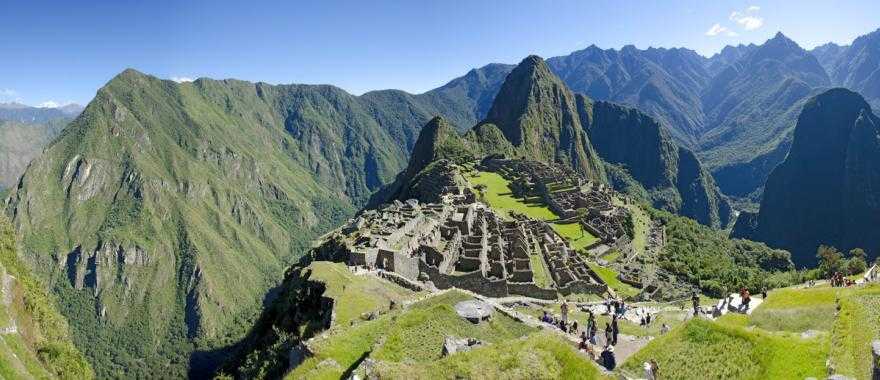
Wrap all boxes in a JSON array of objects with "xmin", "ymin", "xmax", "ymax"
[
  {"xmin": 621, "ymin": 318, "xmax": 828, "ymax": 379},
  {"xmin": 468, "ymin": 171, "xmax": 556, "ymax": 221},
  {"xmin": 529, "ymin": 254, "xmax": 554, "ymax": 288},
  {"xmin": 550, "ymin": 222, "xmax": 599, "ymax": 250},
  {"xmin": 306, "ymin": 261, "xmax": 417, "ymax": 327},
  {"xmin": 617, "ymin": 198, "xmax": 649, "ymax": 255},
  {"xmin": 829, "ymin": 284, "xmax": 880, "ymax": 379},
  {"xmin": 747, "ymin": 287, "xmax": 840, "ymax": 332},
  {"xmin": 287, "ymin": 290, "xmax": 546, "ymax": 379},
  {"xmin": 587, "ymin": 263, "xmax": 640, "ymax": 299},
  {"xmin": 373, "ymin": 332, "xmax": 605, "ymax": 379}
]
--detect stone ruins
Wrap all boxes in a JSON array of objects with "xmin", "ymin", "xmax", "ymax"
[{"xmin": 318, "ymin": 157, "xmax": 645, "ymax": 300}]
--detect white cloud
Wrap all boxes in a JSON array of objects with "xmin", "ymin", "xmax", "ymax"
[
  {"xmin": 0, "ymin": 89, "xmax": 20, "ymax": 103},
  {"xmin": 747, "ymin": 5, "xmax": 761, "ymax": 12},
  {"xmin": 730, "ymin": 9, "xmax": 764, "ymax": 31},
  {"xmin": 171, "ymin": 76, "xmax": 194, "ymax": 83},
  {"xmin": 37, "ymin": 100, "xmax": 76, "ymax": 109},
  {"xmin": 727, "ymin": 30, "xmax": 740, "ymax": 37},
  {"xmin": 706, "ymin": 23, "xmax": 729, "ymax": 37}
]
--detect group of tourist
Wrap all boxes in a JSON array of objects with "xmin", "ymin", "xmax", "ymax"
[
  {"xmin": 830, "ymin": 272, "xmax": 855, "ymax": 287},
  {"xmin": 538, "ymin": 299, "xmax": 671, "ymax": 372}
]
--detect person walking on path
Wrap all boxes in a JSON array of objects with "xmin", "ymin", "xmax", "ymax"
[
  {"xmin": 560, "ymin": 300, "xmax": 569, "ymax": 325},
  {"xmin": 611, "ymin": 315, "xmax": 620, "ymax": 345},
  {"xmin": 604, "ymin": 322, "xmax": 612, "ymax": 345},
  {"xmin": 691, "ymin": 292, "xmax": 700, "ymax": 318}
]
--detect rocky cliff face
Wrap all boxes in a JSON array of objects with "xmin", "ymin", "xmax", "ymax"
[
  {"xmin": 486, "ymin": 56, "xmax": 606, "ymax": 182},
  {"xmin": 733, "ymin": 88, "xmax": 880, "ymax": 265},
  {"xmin": 585, "ymin": 101, "xmax": 732, "ymax": 228}
]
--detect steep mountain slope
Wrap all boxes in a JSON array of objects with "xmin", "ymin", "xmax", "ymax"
[
  {"xmin": 2, "ymin": 69, "xmax": 485, "ymax": 377},
  {"xmin": 485, "ymin": 56, "xmax": 605, "ymax": 180},
  {"xmin": 699, "ymin": 32, "xmax": 831, "ymax": 198},
  {"xmin": 0, "ymin": 216, "xmax": 93, "ymax": 379},
  {"xmin": 0, "ymin": 104, "xmax": 80, "ymax": 190},
  {"xmin": 820, "ymin": 28, "xmax": 880, "ymax": 108},
  {"xmin": 357, "ymin": 63, "xmax": 512, "ymax": 152},
  {"xmin": 732, "ymin": 89, "xmax": 880, "ymax": 265},
  {"xmin": 380, "ymin": 56, "xmax": 731, "ymax": 228},
  {"xmin": 585, "ymin": 101, "xmax": 732, "ymax": 227}
]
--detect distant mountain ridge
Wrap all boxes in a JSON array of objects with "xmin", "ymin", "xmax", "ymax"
[
  {"xmin": 0, "ymin": 103, "xmax": 82, "ymax": 190},
  {"xmin": 438, "ymin": 29, "xmax": 880, "ymax": 204}
]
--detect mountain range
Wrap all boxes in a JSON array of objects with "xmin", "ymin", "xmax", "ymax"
[
  {"xmin": 2, "ymin": 28, "xmax": 880, "ymax": 377},
  {"xmin": 2, "ymin": 54, "xmax": 731, "ymax": 376},
  {"xmin": 0, "ymin": 103, "xmax": 82, "ymax": 190}
]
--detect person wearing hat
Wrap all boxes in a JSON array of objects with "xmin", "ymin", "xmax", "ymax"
[{"xmin": 600, "ymin": 345, "xmax": 616, "ymax": 370}]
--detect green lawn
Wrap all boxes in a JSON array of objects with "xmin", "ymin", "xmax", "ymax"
[
  {"xmin": 373, "ymin": 331, "xmax": 604, "ymax": 379},
  {"xmin": 747, "ymin": 287, "xmax": 840, "ymax": 333},
  {"xmin": 529, "ymin": 254, "xmax": 554, "ymax": 288},
  {"xmin": 550, "ymin": 222, "xmax": 599, "ymax": 250},
  {"xmin": 287, "ymin": 290, "xmax": 549, "ymax": 380},
  {"xmin": 621, "ymin": 318, "xmax": 829, "ymax": 379},
  {"xmin": 829, "ymin": 285, "xmax": 880, "ymax": 379},
  {"xmin": 587, "ymin": 263, "xmax": 640, "ymax": 298},
  {"xmin": 468, "ymin": 171, "xmax": 598, "ymax": 249},
  {"xmin": 307, "ymin": 261, "xmax": 419, "ymax": 328}
]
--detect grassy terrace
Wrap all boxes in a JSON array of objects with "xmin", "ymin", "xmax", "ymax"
[
  {"xmin": 466, "ymin": 171, "xmax": 598, "ymax": 248},
  {"xmin": 587, "ymin": 263, "xmax": 640, "ymax": 299},
  {"xmin": 288, "ymin": 290, "xmax": 604, "ymax": 379},
  {"xmin": 620, "ymin": 284, "xmax": 880, "ymax": 379},
  {"xmin": 307, "ymin": 261, "xmax": 419, "ymax": 328}
]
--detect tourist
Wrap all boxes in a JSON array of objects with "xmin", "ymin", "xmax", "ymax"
[
  {"xmin": 761, "ymin": 288, "xmax": 767, "ymax": 299},
  {"xmin": 600, "ymin": 345, "xmax": 616, "ymax": 370},
  {"xmin": 611, "ymin": 315, "xmax": 619, "ymax": 345},
  {"xmin": 561, "ymin": 300, "xmax": 569, "ymax": 324},
  {"xmin": 691, "ymin": 292, "xmax": 700, "ymax": 317},
  {"xmin": 589, "ymin": 322, "xmax": 598, "ymax": 344},
  {"xmin": 660, "ymin": 323, "xmax": 669, "ymax": 335},
  {"xmin": 579, "ymin": 337, "xmax": 588, "ymax": 351},
  {"xmin": 645, "ymin": 313, "xmax": 652, "ymax": 325},
  {"xmin": 541, "ymin": 311, "xmax": 550, "ymax": 323},
  {"xmin": 643, "ymin": 361, "xmax": 656, "ymax": 380},
  {"xmin": 604, "ymin": 322, "xmax": 612, "ymax": 344},
  {"xmin": 742, "ymin": 288, "xmax": 751, "ymax": 311},
  {"xmin": 587, "ymin": 311, "xmax": 596, "ymax": 333},
  {"xmin": 640, "ymin": 315, "xmax": 646, "ymax": 326},
  {"xmin": 571, "ymin": 321, "xmax": 579, "ymax": 335}
]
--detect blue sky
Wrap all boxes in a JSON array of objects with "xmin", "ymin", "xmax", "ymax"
[{"xmin": 1, "ymin": 0, "xmax": 877, "ymax": 107}]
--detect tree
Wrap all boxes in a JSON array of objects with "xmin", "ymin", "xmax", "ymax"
[
  {"xmin": 846, "ymin": 248, "xmax": 868, "ymax": 276},
  {"xmin": 816, "ymin": 245, "xmax": 844, "ymax": 277},
  {"xmin": 474, "ymin": 184, "xmax": 487, "ymax": 202},
  {"xmin": 574, "ymin": 208, "xmax": 589, "ymax": 238}
]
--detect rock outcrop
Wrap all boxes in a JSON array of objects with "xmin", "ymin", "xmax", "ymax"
[{"xmin": 733, "ymin": 88, "xmax": 880, "ymax": 265}]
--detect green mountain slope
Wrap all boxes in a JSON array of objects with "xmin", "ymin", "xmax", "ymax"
[
  {"xmin": 733, "ymin": 88, "xmax": 880, "ymax": 265},
  {"xmin": 485, "ymin": 55, "xmax": 606, "ymax": 180},
  {"xmin": 1, "ymin": 69, "xmax": 486, "ymax": 377},
  {"xmin": 0, "ymin": 216, "xmax": 93, "ymax": 379}
]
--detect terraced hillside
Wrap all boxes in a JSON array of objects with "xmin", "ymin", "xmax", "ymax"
[{"xmin": 622, "ymin": 284, "xmax": 880, "ymax": 379}]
